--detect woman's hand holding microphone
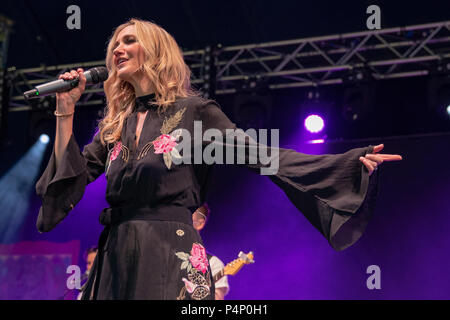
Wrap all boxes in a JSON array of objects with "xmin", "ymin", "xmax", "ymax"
[{"xmin": 55, "ymin": 68, "xmax": 87, "ymax": 118}]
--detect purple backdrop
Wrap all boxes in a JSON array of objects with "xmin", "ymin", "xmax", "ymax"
[
  {"xmin": 8, "ymin": 132, "xmax": 450, "ymax": 299},
  {"xmin": 0, "ymin": 241, "xmax": 80, "ymax": 300}
]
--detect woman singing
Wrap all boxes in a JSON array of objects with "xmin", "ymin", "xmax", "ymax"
[{"xmin": 35, "ymin": 18, "xmax": 402, "ymax": 300}]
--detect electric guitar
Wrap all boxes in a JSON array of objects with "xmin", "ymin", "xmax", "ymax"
[{"xmin": 213, "ymin": 251, "xmax": 254, "ymax": 283}]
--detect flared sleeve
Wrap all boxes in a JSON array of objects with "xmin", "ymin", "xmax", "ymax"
[
  {"xmin": 197, "ymin": 100, "xmax": 379, "ymax": 251},
  {"xmin": 35, "ymin": 132, "xmax": 107, "ymax": 233}
]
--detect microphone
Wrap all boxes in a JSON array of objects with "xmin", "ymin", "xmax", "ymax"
[{"xmin": 23, "ymin": 66, "xmax": 108, "ymax": 100}]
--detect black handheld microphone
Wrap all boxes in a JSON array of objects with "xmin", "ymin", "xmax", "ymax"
[{"xmin": 23, "ymin": 66, "xmax": 108, "ymax": 100}]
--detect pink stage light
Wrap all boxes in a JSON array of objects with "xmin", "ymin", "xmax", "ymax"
[{"xmin": 304, "ymin": 114, "xmax": 325, "ymax": 133}]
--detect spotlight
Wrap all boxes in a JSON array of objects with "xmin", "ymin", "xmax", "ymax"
[
  {"xmin": 0, "ymin": 135, "xmax": 49, "ymax": 243},
  {"xmin": 341, "ymin": 84, "xmax": 373, "ymax": 123},
  {"xmin": 300, "ymin": 90, "xmax": 330, "ymax": 136},
  {"xmin": 428, "ymin": 75, "xmax": 450, "ymax": 120},
  {"xmin": 39, "ymin": 134, "xmax": 50, "ymax": 144},
  {"xmin": 304, "ymin": 115, "xmax": 325, "ymax": 133},
  {"xmin": 437, "ymin": 83, "xmax": 450, "ymax": 119},
  {"xmin": 233, "ymin": 91, "xmax": 272, "ymax": 130}
]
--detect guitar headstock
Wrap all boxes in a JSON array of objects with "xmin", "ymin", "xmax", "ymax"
[{"xmin": 223, "ymin": 251, "xmax": 254, "ymax": 276}]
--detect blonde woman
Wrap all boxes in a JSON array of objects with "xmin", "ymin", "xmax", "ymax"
[{"xmin": 35, "ymin": 18, "xmax": 402, "ymax": 300}]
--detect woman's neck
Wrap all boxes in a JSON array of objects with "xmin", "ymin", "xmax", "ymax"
[{"xmin": 129, "ymin": 72, "xmax": 155, "ymax": 97}]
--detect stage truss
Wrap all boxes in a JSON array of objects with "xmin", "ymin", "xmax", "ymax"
[{"xmin": 6, "ymin": 20, "xmax": 450, "ymax": 111}]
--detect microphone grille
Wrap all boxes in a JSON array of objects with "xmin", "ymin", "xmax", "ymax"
[{"xmin": 90, "ymin": 66, "xmax": 109, "ymax": 83}]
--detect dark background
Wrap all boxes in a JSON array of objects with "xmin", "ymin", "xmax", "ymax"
[{"xmin": 2, "ymin": 0, "xmax": 450, "ymax": 69}]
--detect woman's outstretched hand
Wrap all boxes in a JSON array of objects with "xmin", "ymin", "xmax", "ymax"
[{"xmin": 359, "ymin": 144, "xmax": 402, "ymax": 176}]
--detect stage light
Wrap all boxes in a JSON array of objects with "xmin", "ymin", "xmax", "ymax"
[
  {"xmin": 342, "ymin": 88, "xmax": 364, "ymax": 122},
  {"xmin": 300, "ymin": 90, "xmax": 330, "ymax": 138},
  {"xmin": 436, "ymin": 84, "xmax": 450, "ymax": 119},
  {"xmin": 39, "ymin": 134, "xmax": 50, "ymax": 144},
  {"xmin": 427, "ymin": 63, "xmax": 450, "ymax": 121},
  {"xmin": 307, "ymin": 139, "xmax": 325, "ymax": 144},
  {"xmin": 0, "ymin": 137, "xmax": 49, "ymax": 243},
  {"xmin": 233, "ymin": 89, "xmax": 272, "ymax": 130},
  {"xmin": 304, "ymin": 114, "xmax": 325, "ymax": 133}
]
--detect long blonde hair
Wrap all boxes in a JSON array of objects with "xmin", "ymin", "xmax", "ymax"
[{"xmin": 98, "ymin": 18, "xmax": 197, "ymax": 145}]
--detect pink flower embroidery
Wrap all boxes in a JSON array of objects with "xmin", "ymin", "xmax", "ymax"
[
  {"xmin": 153, "ymin": 134, "xmax": 177, "ymax": 154},
  {"xmin": 182, "ymin": 278, "xmax": 196, "ymax": 294},
  {"xmin": 189, "ymin": 243, "xmax": 209, "ymax": 274},
  {"xmin": 110, "ymin": 141, "xmax": 122, "ymax": 162}
]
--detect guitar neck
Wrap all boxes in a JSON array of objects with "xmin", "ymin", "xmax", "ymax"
[{"xmin": 212, "ymin": 252, "xmax": 254, "ymax": 283}]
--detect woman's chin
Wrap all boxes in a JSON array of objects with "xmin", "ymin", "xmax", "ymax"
[
  {"xmin": 117, "ymin": 69, "xmax": 132, "ymax": 81},
  {"xmin": 117, "ymin": 66, "xmax": 140, "ymax": 82}
]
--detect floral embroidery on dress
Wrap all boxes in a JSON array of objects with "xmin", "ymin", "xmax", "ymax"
[
  {"xmin": 175, "ymin": 242, "xmax": 211, "ymax": 300},
  {"xmin": 153, "ymin": 134, "xmax": 177, "ymax": 154},
  {"xmin": 189, "ymin": 243, "xmax": 209, "ymax": 274},
  {"xmin": 153, "ymin": 131, "xmax": 183, "ymax": 169},
  {"xmin": 121, "ymin": 144, "xmax": 130, "ymax": 162},
  {"xmin": 110, "ymin": 141, "xmax": 122, "ymax": 162},
  {"xmin": 136, "ymin": 107, "xmax": 186, "ymax": 169},
  {"xmin": 105, "ymin": 141, "xmax": 123, "ymax": 174}
]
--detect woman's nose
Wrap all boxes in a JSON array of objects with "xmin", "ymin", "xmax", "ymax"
[{"xmin": 113, "ymin": 44, "xmax": 124, "ymax": 56}]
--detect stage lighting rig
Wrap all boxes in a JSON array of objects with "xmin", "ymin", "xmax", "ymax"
[
  {"xmin": 300, "ymin": 89, "xmax": 330, "ymax": 137},
  {"xmin": 427, "ymin": 59, "xmax": 450, "ymax": 121},
  {"xmin": 233, "ymin": 85, "xmax": 272, "ymax": 131},
  {"xmin": 202, "ymin": 44, "xmax": 220, "ymax": 99},
  {"xmin": 341, "ymin": 67, "xmax": 375, "ymax": 124}
]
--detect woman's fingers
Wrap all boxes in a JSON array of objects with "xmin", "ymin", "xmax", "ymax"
[
  {"xmin": 365, "ymin": 153, "xmax": 383, "ymax": 165},
  {"xmin": 361, "ymin": 144, "xmax": 403, "ymax": 175},
  {"xmin": 359, "ymin": 156, "xmax": 375, "ymax": 175},
  {"xmin": 371, "ymin": 143, "xmax": 402, "ymax": 161},
  {"xmin": 56, "ymin": 68, "xmax": 86, "ymax": 106},
  {"xmin": 77, "ymin": 68, "xmax": 86, "ymax": 91},
  {"xmin": 373, "ymin": 144, "xmax": 384, "ymax": 153},
  {"xmin": 365, "ymin": 158, "xmax": 378, "ymax": 169},
  {"xmin": 379, "ymin": 154, "xmax": 403, "ymax": 161},
  {"xmin": 59, "ymin": 71, "xmax": 73, "ymax": 80}
]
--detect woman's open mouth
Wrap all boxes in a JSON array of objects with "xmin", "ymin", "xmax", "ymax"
[{"xmin": 117, "ymin": 58, "xmax": 128, "ymax": 68}]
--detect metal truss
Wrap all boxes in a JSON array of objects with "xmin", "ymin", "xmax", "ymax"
[
  {"xmin": 212, "ymin": 20, "xmax": 450, "ymax": 94},
  {"xmin": 7, "ymin": 20, "xmax": 450, "ymax": 111},
  {"xmin": 0, "ymin": 15, "xmax": 13, "ymax": 70},
  {"xmin": 0, "ymin": 15, "xmax": 14, "ymax": 141}
]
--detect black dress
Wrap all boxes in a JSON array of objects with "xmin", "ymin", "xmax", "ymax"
[{"xmin": 35, "ymin": 94, "xmax": 378, "ymax": 300}]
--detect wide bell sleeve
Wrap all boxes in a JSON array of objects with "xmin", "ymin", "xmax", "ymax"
[
  {"xmin": 197, "ymin": 100, "xmax": 379, "ymax": 251},
  {"xmin": 35, "ymin": 132, "xmax": 107, "ymax": 233}
]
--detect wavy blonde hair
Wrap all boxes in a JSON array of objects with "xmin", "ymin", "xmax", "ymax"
[{"xmin": 98, "ymin": 18, "xmax": 197, "ymax": 145}]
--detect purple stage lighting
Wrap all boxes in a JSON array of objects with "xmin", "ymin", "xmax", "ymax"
[{"xmin": 304, "ymin": 114, "xmax": 325, "ymax": 133}]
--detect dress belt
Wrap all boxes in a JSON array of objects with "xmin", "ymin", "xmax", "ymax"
[
  {"xmin": 99, "ymin": 204, "xmax": 194, "ymax": 227},
  {"xmin": 83, "ymin": 204, "xmax": 194, "ymax": 300}
]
